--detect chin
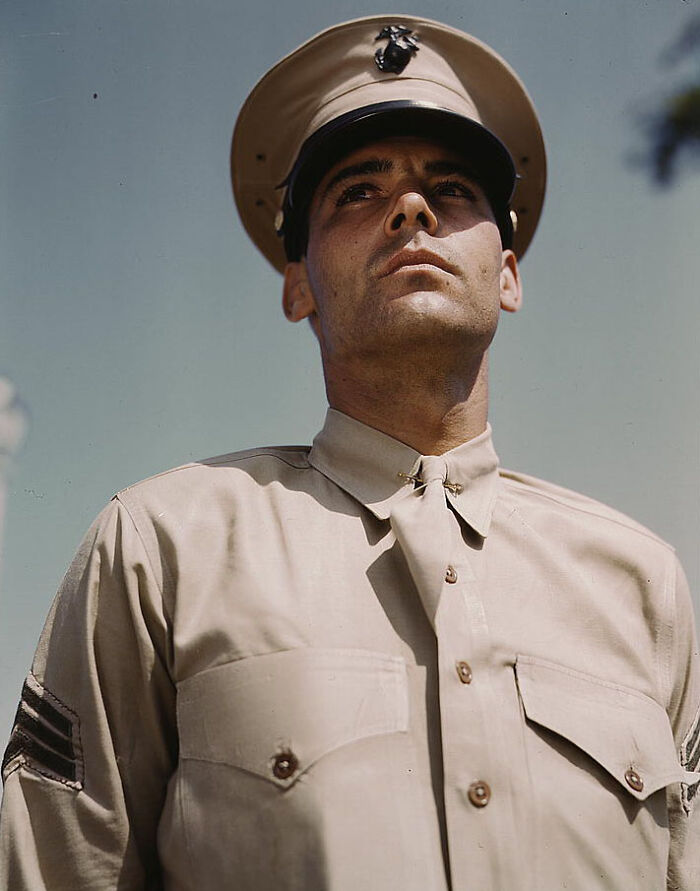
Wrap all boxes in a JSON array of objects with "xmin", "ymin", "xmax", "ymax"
[
  {"xmin": 387, "ymin": 289, "xmax": 489, "ymax": 328},
  {"xmin": 384, "ymin": 287, "xmax": 458, "ymax": 311},
  {"xmin": 366, "ymin": 308, "xmax": 494, "ymax": 351}
]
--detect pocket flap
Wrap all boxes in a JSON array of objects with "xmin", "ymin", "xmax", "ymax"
[
  {"xmin": 515, "ymin": 655, "xmax": 692, "ymax": 801},
  {"xmin": 177, "ymin": 648, "xmax": 408, "ymax": 787}
]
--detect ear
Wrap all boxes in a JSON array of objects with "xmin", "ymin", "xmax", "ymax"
[
  {"xmin": 282, "ymin": 260, "xmax": 316, "ymax": 323},
  {"xmin": 499, "ymin": 249, "xmax": 523, "ymax": 314}
]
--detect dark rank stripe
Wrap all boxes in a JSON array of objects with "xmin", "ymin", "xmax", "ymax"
[
  {"xmin": 2, "ymin": 677, "xmax": 82, "ymax": 788},
  {"xmin": 2, "ymin": 727, "xmax": 76, "ymax": 784},
  {"xmin": 684, "ymin": 713, "xmax": 700, "ymax": 758},
  {"xmin": 688, "ymin": 740, "xmax": 700, "ymax": 773},
  {"xmin": 20, "ymin": 681, "xmax": 72, "ymax": 738},
  {"xmin": 681, "ymin": 711, "xmax": 700, "ymax": 814},
  {"xmin": 684, "ymin": 714, "xmax": 700, "ymax": 770},
  {"xmin": 14, "ymin": 703, "xmax": 74, "ymax": 761}
]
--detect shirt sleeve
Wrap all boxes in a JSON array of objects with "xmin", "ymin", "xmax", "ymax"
[
  {"xmin": 0, "ymin": 497, "xmax": 176, "ymax": 890},
  {"xmin": 666, "ymin": 557, "xmax": 700, "ymax": 891}
]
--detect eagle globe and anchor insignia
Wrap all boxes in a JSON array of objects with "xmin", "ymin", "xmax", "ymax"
[{"xmin": 374, "ymin": 25, "xmax": 419, "ymax": 74}]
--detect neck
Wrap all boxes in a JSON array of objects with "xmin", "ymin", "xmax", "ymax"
[{"xmin": 323, "ymin": 351, "xmax": 489, "ymax": 455}]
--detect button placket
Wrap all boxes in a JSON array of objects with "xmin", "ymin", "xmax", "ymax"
[
  {"xmin": 445, "ymin": 564, "xmax": 458, "ymax": 584},
  {"xmin": 467, "ymin": 780, "xmax": 491, "ymax": 808},
  {"xmin": 455, "ymin": 661, "xmax": 473, "ymax": 684}
]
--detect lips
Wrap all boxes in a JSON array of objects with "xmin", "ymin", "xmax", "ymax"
[{"xmin": 379, "ymin": 249, "xmax": 457, "ymax": 278}]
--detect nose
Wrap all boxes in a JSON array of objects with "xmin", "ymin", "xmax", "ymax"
[{"xmin": 384, "ymin": 190, "xmax": 438, "ymax": 237}]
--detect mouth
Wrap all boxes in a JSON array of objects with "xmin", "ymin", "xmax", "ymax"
[{"xmin": 379, "ymin": 249, "xmax": 457, "ymax": 278}]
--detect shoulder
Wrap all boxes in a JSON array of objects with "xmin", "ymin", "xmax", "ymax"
[
  {"xmin": 115, "ymin": 444, "xmax": 312, "ymax": 501},
  {"xmin": 103, "ymin": 444, "xmax": 314, "ymax": 545},
  {"xmin": 87, "ymin": 445, "xmax": 314, "ymax": 591},
  {"xmin": 499, "ymin": 467, "xmax": 674, "ymax": 553}
]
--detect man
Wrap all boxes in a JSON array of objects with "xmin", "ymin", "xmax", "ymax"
[{"xmin": 1, "ymin": 15, "xmax": 698, "ymax": 890}]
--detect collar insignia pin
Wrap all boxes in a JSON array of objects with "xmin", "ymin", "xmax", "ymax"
[{"xmin": 374, "ymin": 25, "xmax": 419, "ymax": 74}]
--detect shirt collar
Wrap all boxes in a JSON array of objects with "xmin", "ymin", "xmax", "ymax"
[{"xmin": 308, "ymin": 408, "xmax": 501, "ymax": 537}]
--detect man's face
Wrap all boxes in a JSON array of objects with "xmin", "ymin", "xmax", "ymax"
[{"xmin": 283, "ymin": 136, "xmax": 521, "ymax": 367}]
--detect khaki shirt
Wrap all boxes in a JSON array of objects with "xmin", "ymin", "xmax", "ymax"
[{"xmin": 2, "ymin": 409, "xmax": 699, "ymax": 890}]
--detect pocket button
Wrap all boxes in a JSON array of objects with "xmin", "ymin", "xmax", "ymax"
[
  {"xmin": 272, "ymin": 751, "xmax": 299, "ymax": 780},
  {"xmin": 624, "ymin": 768, "xmax": 644, "ymax": 793}
]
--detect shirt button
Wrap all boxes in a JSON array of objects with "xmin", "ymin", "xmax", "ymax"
[
  {"xmin": 456, "ymin": 661, "xmax": 473, "ymax": 684},
  {"xmin": 272, "ymin": 751, "xmax": 298, "ymax": 780},
  {"xmin": 624, "ymin": 768, "xmax": 644, "ymax": 793},
  {"xmin": 445, "ymin": 565, "xmax": 458, "ymax": 584},
  {"xmin": 467, "ymin": 780, "xmax": 491, "ymax": 808}
]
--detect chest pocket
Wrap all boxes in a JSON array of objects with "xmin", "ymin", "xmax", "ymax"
[
  {"xmin": 177, "ymin": 648, "xmax": 409, "ymax": 788},
  {"xmin": 514, "ymin": 654, "xmax": 700, "ymax": 800}
]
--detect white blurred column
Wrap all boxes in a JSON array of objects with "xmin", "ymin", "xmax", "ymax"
[{"xmin": 0, "ymin": 377, "xmax": 28, "ymax": 583}]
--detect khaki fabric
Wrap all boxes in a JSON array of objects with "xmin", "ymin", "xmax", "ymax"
[{"xmin": 1, "ymin": 408, "xmax": 699, "ymax": 889}]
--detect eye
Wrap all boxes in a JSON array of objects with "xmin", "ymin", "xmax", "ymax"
[
  {"xmin": 335, "ymin": 182, "xmax": 379, "ymax": 206},
  {"xmin": 433, "ymin": 179, "xmax": 479, "ymax": 201}
]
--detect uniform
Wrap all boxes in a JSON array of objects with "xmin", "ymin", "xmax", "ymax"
[
  {"xmin": 2, "ymin": 410, "xmax": 699, "ymax": 888},
  {"xmin": 3, "ymin": 14, "xmax": 699, "ymax": 890}
]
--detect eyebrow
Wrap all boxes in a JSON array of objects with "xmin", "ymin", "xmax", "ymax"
[
  {"xmin": 321, "ymin": 158, "xmax": 394, "ymax": 198},
  {"xmin": 319, "ymin": 156, "xmax": 485, "ymax": 202},
  {"xmin": 423, "ymin": 159, "xmax": 482, "ymax": 183}
]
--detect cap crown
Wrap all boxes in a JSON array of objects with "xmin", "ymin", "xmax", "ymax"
[{"xmin": 232, "ymin": 15, "xmax": 546, "ymax": 271}]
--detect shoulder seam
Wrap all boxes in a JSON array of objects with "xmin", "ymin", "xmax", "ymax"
[
  {"xmin": 116, "ymin": 448, "xmax": 312, "ymax": 497},
  {"xmin": 203, "ymin": 450, "xmax": 311, "ymax": 470},
  {"xmin": 501, "ymin": 473, "xmax": 673, "ymax": 552}
]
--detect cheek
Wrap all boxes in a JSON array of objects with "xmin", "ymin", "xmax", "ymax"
[
  {"xmin": 458, "ymin": 223, "xmax": 503, "ymax": 280},
  {"xmin": 306, "ymin": 227, "xmax": 364, "ymax": 302}
]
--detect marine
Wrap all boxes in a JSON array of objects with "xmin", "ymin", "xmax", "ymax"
[{"xmin": 1, "ymin": 15, "xmax": 699, "ymax": 890}]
